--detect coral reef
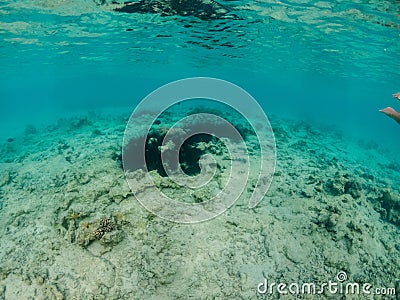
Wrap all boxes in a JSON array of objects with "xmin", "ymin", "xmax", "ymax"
[
  {"xmin": 76, "ymin": 216, "xmax": 116, "ymax": 247},
  {"xmin": 0, "ymin": 112, "xmax": 399, "ymax": 299},
  {"xmin": 324, "ymin": 172, "xmax": 362, "ymax": 198}
]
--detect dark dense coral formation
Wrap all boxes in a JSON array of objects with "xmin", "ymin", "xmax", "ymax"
[
  {"xmin": 113, "ymin": 0, "xmax": 233, "ymax": 20},
  {"xmin": 124, "ymin": 127, "xmax": 222, "ymax": 177},
  {"xmin": 123, "ymin": 106, "xmax": 254, "ymax": 177},
  {"xmin": 93, "ymin": 217, "xmax": 115, "ymax": 239}
]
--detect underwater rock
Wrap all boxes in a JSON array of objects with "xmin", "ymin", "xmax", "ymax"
[
  {"xmin": 76, "ymin": 216, "xmax": 117, "ymax": 247},
  {"xmin": 378, "ymin": 190, "xmax": 400, "ymax": 226},
  {"xmin": 300, "ymin": 185, "xmax": 315, "ymax": 198},
  {"xmin": 324, "ymin": 172, "xmax": 362, "ymax": 198},
  {"xmin": 99, "ymin": 229, "xmax": 125, "ymax": 247},
  {"xmin": 312, "ymin": 210, "xmax": 340, "ymax": 233},
  {"xmin": 113, "ymin": 0, "xmax": 233, "ymax": 20},
  {"xmin": 324, "ymin": 175, "xmax": 347, "ymax": 196},
  {"xmin": 344, "ymin": 180, "xmax": 362, "ymax": 199},
  {"xmin": 124, "ymin": 125, "xmax": 225, "ymax": 177}
]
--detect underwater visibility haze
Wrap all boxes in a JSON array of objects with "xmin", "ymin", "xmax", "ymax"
[{"xmin": 0, "ymin": 0, "xmax": 400, "ymax": 299}]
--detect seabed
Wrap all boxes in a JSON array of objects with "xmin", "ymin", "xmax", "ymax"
[{"xmin": 0, "ymin": 110, "xmax": 399, "ymax": 299}]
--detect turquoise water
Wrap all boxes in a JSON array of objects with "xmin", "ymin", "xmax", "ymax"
[
  {"xmin": 1, "ymin": 1, "xmax": 400, "ymax": 298},
  {"xmin": 1, "ymin": 0, "xmax": 399, "ymax": 151}
]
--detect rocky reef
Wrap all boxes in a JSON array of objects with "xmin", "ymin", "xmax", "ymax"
[
  {"xmin": 0, "ymin": 111, "xmax": 399, "ymax": 299},
  {"xmin": 75, "ymin": 216, "xmax": 116, "ymax": 247}
]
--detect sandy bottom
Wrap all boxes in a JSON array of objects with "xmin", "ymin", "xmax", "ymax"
[{"xmin": 0, "ymin": 111, "xmax": 399, "ymax": 299}]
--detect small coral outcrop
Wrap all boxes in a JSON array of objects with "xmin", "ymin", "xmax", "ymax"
[
  {"xmin": 76, "ymin": 216, "xmax": 116, "ymax": 247},
  {"xmin": 324, "ymin": 172, "xmax": 362, "ymax": 199}
]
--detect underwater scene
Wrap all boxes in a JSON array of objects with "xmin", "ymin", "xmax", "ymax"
[{"xmin": 1, "ymin": 0, "xmax": 400, "ymax": 299}]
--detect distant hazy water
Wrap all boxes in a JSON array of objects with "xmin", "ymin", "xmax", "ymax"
[{"xmin": 0, "ymin": 0, "xmax": 399, "ymax": 153}]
